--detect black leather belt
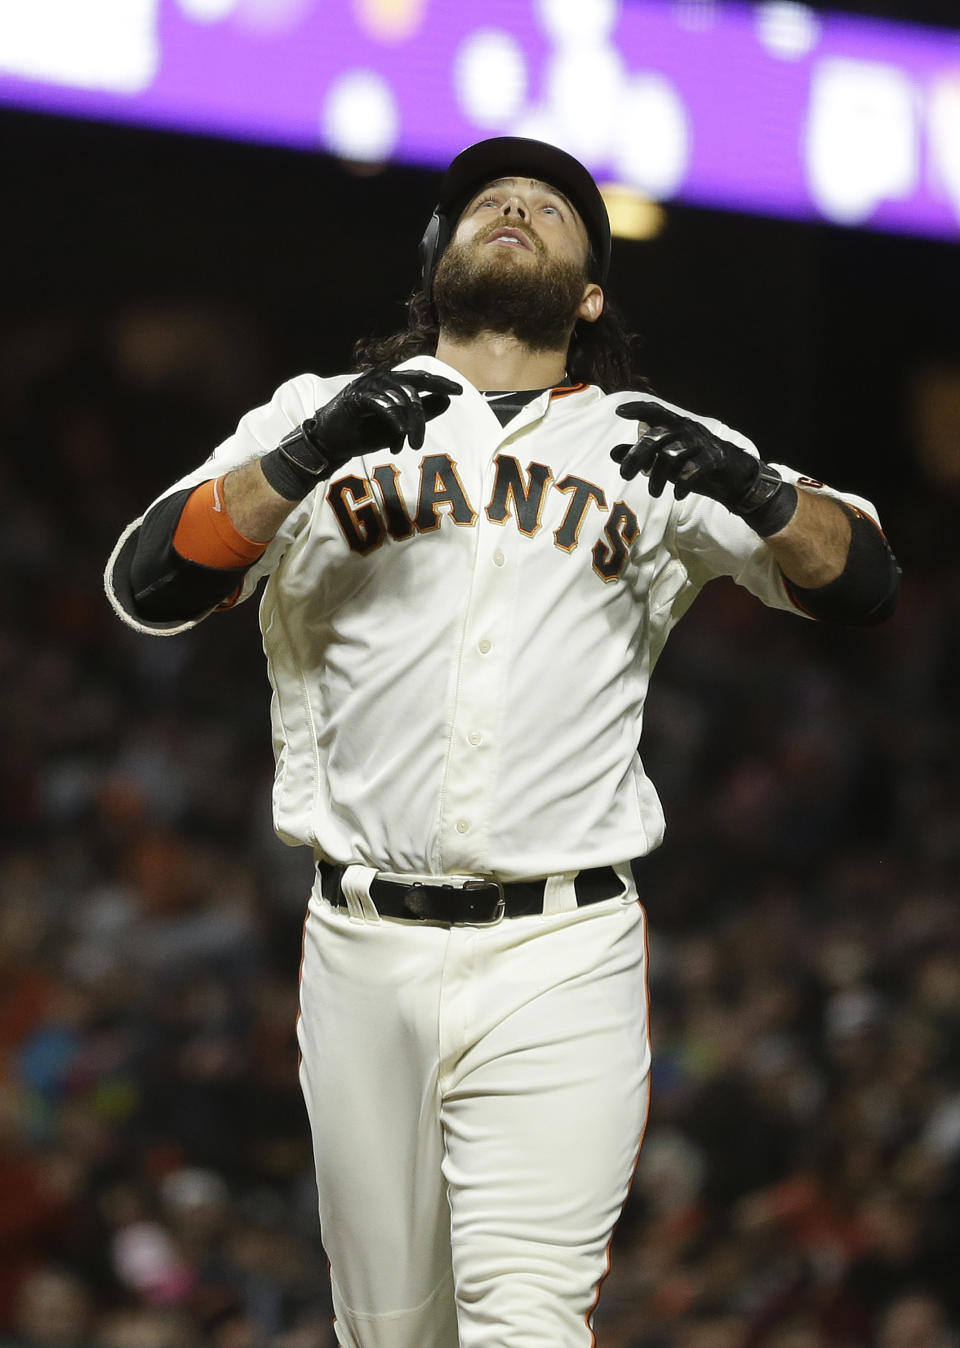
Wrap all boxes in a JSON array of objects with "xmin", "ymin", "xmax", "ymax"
[{"xmin": 318, "ymin": 861, "xmax": 624, "ymax": 925}]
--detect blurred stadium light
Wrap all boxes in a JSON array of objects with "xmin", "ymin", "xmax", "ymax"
[{"xmin": 599, "ymin": 182, "xmax": 668, "ymax": 239}]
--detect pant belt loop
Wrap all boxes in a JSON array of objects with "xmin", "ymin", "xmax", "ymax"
[
  {"xmin": 541, "ymin": 872, "xmax": 579, "ymax": 917},
  {"xmin": 340, "ymin": 865, "xmax": 380, "ymax": 923}
]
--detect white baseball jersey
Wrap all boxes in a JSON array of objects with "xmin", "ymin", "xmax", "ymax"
[{"xmin": 105, "ymin": 355, "xmax": 879, "ymax": 882}]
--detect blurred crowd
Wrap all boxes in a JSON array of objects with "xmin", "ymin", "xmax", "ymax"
[{"xmin": 1, "ymin": 305, "xmax": 959, "ymax": 1348}]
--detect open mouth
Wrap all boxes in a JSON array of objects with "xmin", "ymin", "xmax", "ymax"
[{"xmin": 485, "ymin": 227, "xmax": 535, "ymax": 252}]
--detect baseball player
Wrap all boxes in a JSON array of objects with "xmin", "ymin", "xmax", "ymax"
[{"xmin": 105, "ymin": 137, "xmax": 900, "ymax": 1347}]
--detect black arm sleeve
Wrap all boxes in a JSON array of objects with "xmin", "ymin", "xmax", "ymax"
[
  {"xmin": 128, "ymin": 488, "xmax": 257, "ymax": 622},
  {"xmin": 785, "ymin": 505, "xmax": 901, "ymax": 626}
]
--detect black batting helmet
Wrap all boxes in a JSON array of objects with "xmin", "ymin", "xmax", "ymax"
[{"xmin": 419, "ymin": 137, "xmax": 612, "ymax": 301}]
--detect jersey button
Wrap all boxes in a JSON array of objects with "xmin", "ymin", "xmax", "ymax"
[
  {"xmin": 468, "ymin": 731, "xmax": 483, "ymax": 746},
  {"xmin": 493, "ymin": 548, "xmax": 505, "ymax": 567},
  {"xmin": 478, "ymin": 638, "xmax": 492, "ymax": 654},
  {"xmin": 456, "ymin": 819, "xmax": 470, "ymax": 833}
]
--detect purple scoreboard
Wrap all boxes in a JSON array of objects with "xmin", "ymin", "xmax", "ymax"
[{"xmin": 2, "ymin": 0, "xmax": 960, "ymax": 239}]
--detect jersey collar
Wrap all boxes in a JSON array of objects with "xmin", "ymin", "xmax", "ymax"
[{"xmin": 396, "ymin": 354, "xmax": 599, "ymax": 407}]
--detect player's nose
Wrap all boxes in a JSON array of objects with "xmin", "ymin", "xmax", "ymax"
[{"xmin": 501, "ymin": 198, "xmax": 529, "ymax": 221}]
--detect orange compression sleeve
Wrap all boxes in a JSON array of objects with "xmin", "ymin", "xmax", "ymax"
[{"xmin": 172, "ymin": 477, "xmax": 269, "ymax": 569}]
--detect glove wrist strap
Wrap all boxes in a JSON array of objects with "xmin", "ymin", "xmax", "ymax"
[
  {"xmin": 735, "ymin": 464, "xmax": 798, "ymax": 538},
  {"xmin": 260, "ymin": 421, "xmax": 334, "ymax": 502}
]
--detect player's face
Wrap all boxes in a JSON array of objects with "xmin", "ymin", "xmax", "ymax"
[
  {"xmin": 433, "ymin": 176, "xmax": 604, "ymax": 351},
  {"xmin": 454, "ymin": 177, "xmax": 593, "ymax": 275}
]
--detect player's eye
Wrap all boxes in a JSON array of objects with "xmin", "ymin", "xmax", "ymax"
[{"xmin": 540, "ymin": 203, "xmax": 561, "ymax": 216}]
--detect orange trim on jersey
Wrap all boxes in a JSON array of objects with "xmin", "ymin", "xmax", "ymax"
[
  {"xmin": 172, "ymin": 476, "xmax": 269, "ymax": 569},
  {"xmin": 550, "ymin": 382, "xmax": 589, "ymax": 399},
  {"xmin": 215, "ymin": 586, "xmax": 244, "ymax": 612},
  {"xmin": 785, "ymin": 585, "xmax": 817, "ymax": 619},
  {"xmin": 847, "ymin": 502, "xmax": 888, "ymax": 539},
  {"xmin": 585, "ymin": 897, "xmax": 653, "ymax": 1346}
]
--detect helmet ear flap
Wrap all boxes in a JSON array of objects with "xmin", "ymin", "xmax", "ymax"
[{"xmin": 419, "ymin": 208, "xmax": 450, "ymax": 303}]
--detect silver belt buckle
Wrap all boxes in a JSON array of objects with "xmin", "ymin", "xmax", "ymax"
[{"xmin": 463, "ymin": 879, "xmax": 506, "ymax": 925}]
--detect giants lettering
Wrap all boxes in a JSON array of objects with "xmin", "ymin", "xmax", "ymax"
[
  {"xmin": 371, "ymin": 463, "xmax": 414, "ymax": 540},
  {"xmin": 326, "ymin": 475, "xmax": 386, "ymax": 556},
  {"xmin": 553, "ymin": 476, "xmax": 607, "ymax": 552},
  {"xmin": 414, "ymin": 454, "xmax": 478, "ymax": 532},
  {"xmin": 486, "ymin": 457, "xmax": 553, "ymax": 537},
  {"xmin": 592, "ymin": 502, "xmax": 640, "ymax": 583},
  {"xmin": 326, "ymin": 456, "xmax": 638, "ymax": 581}
]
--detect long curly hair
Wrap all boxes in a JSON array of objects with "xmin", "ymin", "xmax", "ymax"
[{"xmin": 352, "ymin": 288, "xmax": 648, "ymax": 394}]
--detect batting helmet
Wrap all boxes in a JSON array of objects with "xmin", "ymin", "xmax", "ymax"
[{"xmin": 419, "ymin": 137, "xmax": 612, "ymax": 301}]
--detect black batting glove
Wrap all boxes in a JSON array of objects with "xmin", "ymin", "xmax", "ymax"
[
  {"xmin": 612, "ymin": 400, "xmax": 798, "ymax": 538},
  {"xmin": 261, "ymin": 369, "xmax": 463, "ymax": 501}
]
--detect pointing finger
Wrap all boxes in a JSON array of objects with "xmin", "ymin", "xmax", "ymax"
[
  {"xmin": 618, "ymin": 442, "xmax": 657, "ymax": 481},
  {"xmin": 371, "ymin": 400, "xmax": 411, "ymax": 456},
  {"xmin": 616, "ymin": 435, "xmax": 662, "ymax": 481},
  {"xmin": 392, "ymin": 370, "xmax": 463, "ymax": 397},
  {"xmin": 402, "ymin": 388, "xmax": 427, "ymax": 451},
  {"xmin": 616, "ymin": 428, "xmax": 689, "ymax": 482},
  {"xmin": 616, "ymin": 401, "xmax": 684, "ymax": 428},
  {"xmin": 419, "ymin": 393, "xmax": 453, "ymax": 423}
]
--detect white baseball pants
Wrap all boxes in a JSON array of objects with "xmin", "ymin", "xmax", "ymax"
[{"xmin": 297, "ymin": 866, "xmax": 651, "ymax": 1348}]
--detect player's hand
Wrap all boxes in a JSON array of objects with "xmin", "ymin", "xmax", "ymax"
[
  {"xmin": 611, "ymin": 400, "xmax": 797, "ymax": 536},
  {"xmin": 611, "ymin": 401, "xmax": 760, "ymax": 502},
  {"xmin": 261, "ymin": 369, "xmax": 462, "ymax": 500},
  {"xmin": 306, "ymin": 368, "xmax": 463, "ymax": 465}
]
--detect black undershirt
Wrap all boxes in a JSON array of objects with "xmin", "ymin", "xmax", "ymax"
[{"xmin": 481, "ymin": 387, "xmax": 552, "ymax": 427}]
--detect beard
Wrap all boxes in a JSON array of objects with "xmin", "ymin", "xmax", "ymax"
[{"xmin": 433, "ymin": 230, "xmax": 588, "ymax": 352}]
